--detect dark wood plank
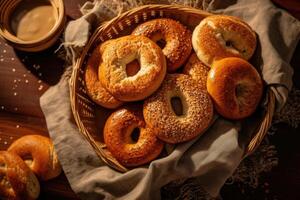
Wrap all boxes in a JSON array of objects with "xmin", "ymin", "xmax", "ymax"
[
  {"xmin": 0, "ymin": 112, "xmax": 47, "ymax": 150},
  {"xmin": 0, "ymin": 39, "xmax": 64, "ymax": 117}
]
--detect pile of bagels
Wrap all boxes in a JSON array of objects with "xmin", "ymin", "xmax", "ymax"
[
  {"xmin": 84, "ymin": 15, "xmax": 263, "ymax": 168},
  {"xmin": 0, "ymin": 135, "xmax": 61, "ymax": 200}
]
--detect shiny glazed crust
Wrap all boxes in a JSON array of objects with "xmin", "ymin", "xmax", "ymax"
[
  {"xmin": 132, "ymin": 18, "xmax": 192, "ymax": 72},
  {"xmin": 207, "ymin": 57, "xmax": 263, "ymax": 120},
  {"xmin": 192, "ymin": 15, "xmax": 257, "ymax": 66},
  {"xmin": 103, "ymin": 108, "xmax": 164, "ymax": 167},
  {"xmin": 183, "ymin": 53, "xmax": 210, "ymax": 90},
  {"xmin": 8, "ymin": 135, "xmax": 62, "ymax": 181},
  {"xmin": 0, "ymin": 151, "xmax": 40, "ymax": 200},
  {"xmin": 99, "ymin": 35, "xmax": 166, "ymax": 101},
  {"xmin": 143, "ymin": 74, "xmax": 213, "ymax": 143},
  {"xmin": 84, "ymin": 41, "xmax": 123, "ymax": 109}
]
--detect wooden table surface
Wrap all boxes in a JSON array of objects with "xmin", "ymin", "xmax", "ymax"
[{"xmin": 0, "ymin": 0, "xmax": 299, "ymax": 200}]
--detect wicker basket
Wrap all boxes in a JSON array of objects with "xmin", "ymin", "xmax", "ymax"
[
  {"xmin": 70, "ymin": 4, "xmax": 276, "ymax": 172},
  {"xmin": 0, "ymin": 0, "xmax": 65, "ymax": 52}
]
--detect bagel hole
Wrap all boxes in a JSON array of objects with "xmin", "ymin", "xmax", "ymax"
[
  {"xmin": 156, "ymin": 39, "xmax": 166, "ymax": 49},
  {"xmin": 21, "ymin": 153, "xmax": 34, "ymax": 166},
  {"xmin": 225, "ymin": 40, "xmax": 233, "ymax": 47},
  {"xmin": 126, "ymin": 59, "xmax": 140, "ymax": 77},
  {"xmin": 235, "ymin": 84, "xmax": 250, "ymax": 99},
  {"xmin": 0, "ymin": 162, "xmax": 5, "ymax": 168},
  {"xmin": 130, "ymin": 127, "xmax": 140, "ymax": 143},
  {"xmin": 171, "ymin": 97, "xmax": 183, "ymax": 116}
]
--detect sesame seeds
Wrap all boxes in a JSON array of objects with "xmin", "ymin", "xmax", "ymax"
[
  {"xmin": 38, "ymin": 85, "xmax": 44, "ymax": 91},
  {"xmin": 144, "ymin": 74, "xmax": 213, "ymax": 143},
  {"xmin": 33, "ymin": 64, "xmax": 40, "ymax": 70},
  {"xmin": 132, "ymin": 18, "xmax": 192, "ymax": 72}
]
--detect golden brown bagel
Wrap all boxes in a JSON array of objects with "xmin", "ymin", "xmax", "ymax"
[
  {"xmin": 143, "ymin": 74, "xmax": 213, "ymax": 144},
  {"xmin": 99, "ymin": 35, "xmax": 166, "ymax": 102},
  {"xmin": 8, "ymin": 135, "xmax": 62, "ymax": 181},
  {"xmin": 192, "ymin": 15, "xmax": 257, "ymax": 66},
  {"xmin": 0, "ymin": 151, "xmax": 40, "ymax": 200},
  {"xmin": 84, "ymin": 41, "xmax": 123, "ymax": 109},
  {"xmin": 132, "ymin": 18, "xmax": 192, "ymax": 72},
  {"xmin": 207, "ymin": 57, "xmax": 263, "ymax": 120},
  {"xmin": 183, "ymin": 53, "xmax": 210, "ymax": 90},
  {"xmin": 103, "ymin": 107, "xmax": 164, "ymax": 167}
]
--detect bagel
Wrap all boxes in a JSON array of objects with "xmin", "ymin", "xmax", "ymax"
[
  {"xmin": 103, "ymin": 107, "xmax": 164, "ymax": 167},
  {"xmin": 132, "ymin": 18, "xmax": 192, "ymax": 72},
  {"xmin": 143, "ymin": 74, "xmax": 213, "ymax": 143},
  {"xmin": 183, "ymin": 53, "xmax": 210, "ymax": 90},
  {"xmin": 0, "ymin": 151, "xmax": 40, "ymax": 200},
  {"xmin": 192, "ymin": 15, "xmax": 257, "ymax": 66},
  {"xmin": 84, "ymin": 41, "xmax": 123, "ymax": 109},
  {"xmin": 99, "ymin": 35, "xmax": 166, "ymax": 101},
  {"xmin": 207, "ymin": 57, "xmax": 263, "ymax": 120},
  {"xmin": 8, "ymin": 135, "xmax": 62, "ymax": 181}
]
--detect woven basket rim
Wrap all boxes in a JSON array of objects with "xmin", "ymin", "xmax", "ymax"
[{"xmin": 70, "ymin": 4, "xmax": 276, "ymax": 172}]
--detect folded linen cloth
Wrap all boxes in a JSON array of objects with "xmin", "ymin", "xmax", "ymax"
[{"xmin": 40, "ymin": 0, "xmax": 300, "ymax": 199}]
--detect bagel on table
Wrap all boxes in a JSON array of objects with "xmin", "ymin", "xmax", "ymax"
[
  {"xmin": 0, "ymin": 151, "xmax": 40, "ymax": 200},
  {"xmin": 192, "ymin": 15, "xmax": 257, "ymax": 66},
  {"xmin": 8, "ymin": 135, "xmax": 62, "ymax": 181}
]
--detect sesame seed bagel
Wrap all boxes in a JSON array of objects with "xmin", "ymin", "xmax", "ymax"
[
  {"xmin": 8, "ymin": 135, "xmax": 62, "ymax": 181},
  {"xmin": 143, "ymin": 74, "xmax": 213, "ymax": 144},
  {"xmin": 99, "ymin": 35, "xmax": 167, "ymax": 101},
  {"xmin": 0, "ymin": 151, "xmax": 40, "ymax": 200},
  {"xmin": 192, "ymin": 15, "xmax": 257, "ymax": 66},
  {"xmin": 84, "ymin": 41, "xmax": 123, "ymax": 109},
  {"xmin": 103, "ymin": 107, "xmax": 164, "ymax": 167},
  {"xmin": 183, "ymin": 53, "xmax": 210, "ymax": 90},
  {"xmin": 132, "ymin": 18, "xmax": 192, "ymax": 72},
  {"xmin": 207, "ymin": 57, "xmax": 263, "ymax": 120}
]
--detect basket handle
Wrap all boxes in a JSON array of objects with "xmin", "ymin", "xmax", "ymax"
[{"xmin": 244, "ymin": 87, "xmax": 276, "ymax": 157}]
